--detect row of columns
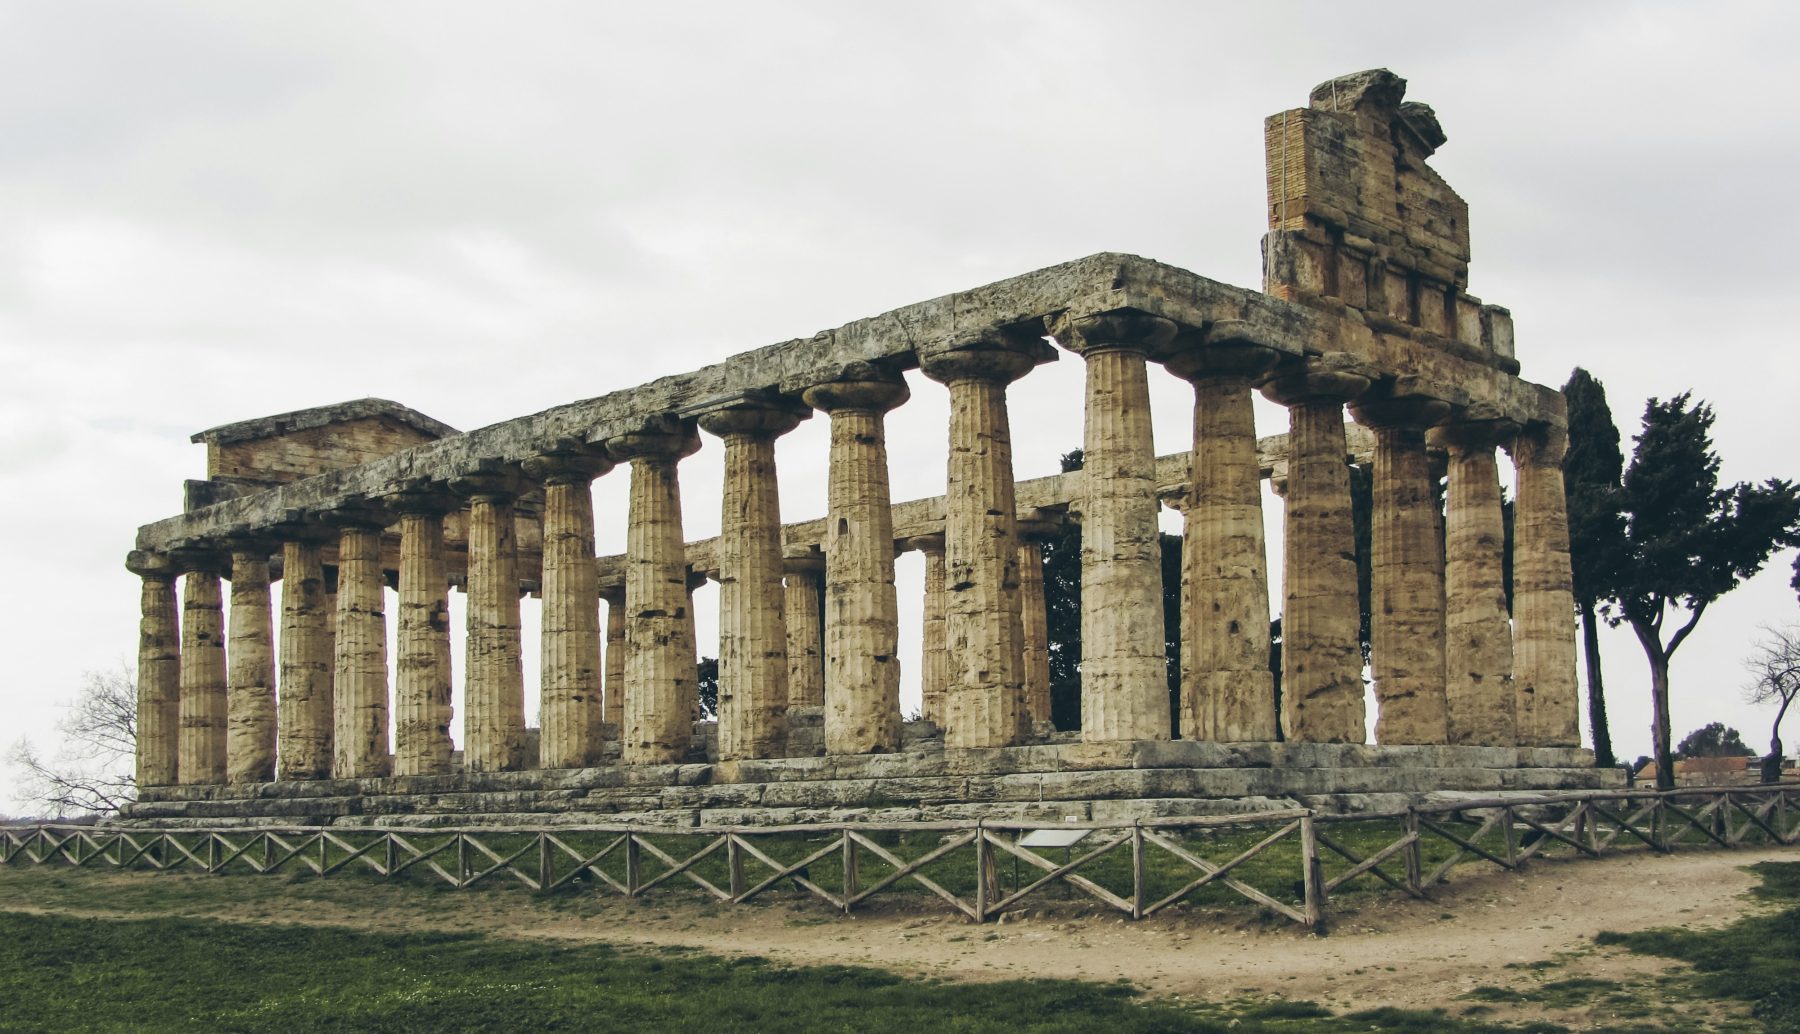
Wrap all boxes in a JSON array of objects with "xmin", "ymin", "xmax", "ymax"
[{"xmin": 133, "ymin": 309, "xmax": 1580, "ymax": 788}]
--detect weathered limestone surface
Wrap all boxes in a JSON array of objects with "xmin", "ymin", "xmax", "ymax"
[
  {"xmin": 921, "ymin": 340, "xmax": 1048, "ymax": 748},
  {"xmin": 394, "ymin": 508, "xmax": 454, "ymax": 776},
  {"xmin": 608, "ymin": 421, "xmax": 701, "ymax": 764},
  {"xmin": 460, "ymin": 482, "xmax": 527, "ymax": 771},
  {"xmin": 1015, "ymin": 527, "xmax": 1053, "ymax": 729},
  {"xmin": 906, "ymin": 535, "xmax": 949, "ymax": 725},
  {"xmin": 129, "ymin": 553, "xmax": 180, "ymax": 788},
  {"xmin": 1263, "ymin": 355, "xmax": 1372, "ymax": 743},
  {"xmin": 278, "ymin": 541, "xmax": 333, "ymax": 779},
  {"xmin": 1166, "ymin": 331, "xmax": 1279, "ymax": 742},
  {"xmin": 1435, "ymin": 420, "xmax": 1517, "ymax": 746},
  {"xmin": 802, "ymin": 375, "xmax": 908, "ymax": 754},
  {"xmin": 699, "ymin": 401, "xmax": 805, "ymax": 761},
  {"xmin": 226, "ymin": 551, "xmax": 276, "ymax": 783},
  {"xmin": 1057, "ymin": 312, "xmax": 1173, "ymax": 742},
  {"xmin": 332, "ymin": 524, "xmax": 391, "ymax": 779},
  {"xmin": 600, "ymin": 585, "xmax": 626, "ymax": 728},
  {"xmin": 1352, "ymin": 394, "xmax": 1451, "ymax": 745},
  {"xmin": 782, "ymin": 554, "xmax": 825, "ymax": 714},
  {"xmin": 177, "ymin": 567, "xmax": 226, "ymax": 785},
  {"xmin": 531, "ymin": 454, "xmax": 611, "ymax": 769},
  {"xmin": 1509, "ymin": 426, "xmax": 1580, "ymax": 746}
]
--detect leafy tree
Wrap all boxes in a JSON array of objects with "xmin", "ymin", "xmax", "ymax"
[
  {"xmin": 1675, "ymin": 722, "xmax": 1753, "ymax": 759},
  {"xmin": 1612, "ymin": 394, "xmax": 1800, "ymax": 789},
  {"xmin": 7, "ymin": 667, "xmax": 137, "ymax": 817},
  {"xmin": 1744, "ymin": 624, "xmax": 1800, "ymax": 782},
  {"xmin": 696, "ymin": 656, "xmax": 719, "ymax": 720},
  {"xmin": 1561, "ymin": 368, "xmax": 1627, "ymax": 767}
]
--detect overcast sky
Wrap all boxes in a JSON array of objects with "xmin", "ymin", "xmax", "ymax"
[{"xmin": 4, "ymin": 1, "xmax": 1797, "ymax": 812}]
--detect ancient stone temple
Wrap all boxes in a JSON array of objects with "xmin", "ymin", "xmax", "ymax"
[{"xmin": 123, "ymin": 70, "xmax": 1614, "ymax": 827}]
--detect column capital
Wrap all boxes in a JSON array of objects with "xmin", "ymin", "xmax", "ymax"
[
  {"xmin": 1015, "ymin": 515, "xmax": 1065, "ymax": 543},
  {"xmin": 1349, "ymin": 382, "xmax": 1456, "ymax": 431},
  {"xmin": 602, "ymin": 414, "xmax": 701, "ymax": 462},
  {"xmin": 1259, "ymin": 352, "xmax": 1377, "ymax": 406},
  {"xmin": 1049, "ymin": 308, "xmax": 1179, "ymax": 359},
  {"xmin": 1428, "ymin": 406, "xmax": 1520, "ymax": 453},
  {"xmin": 692, "ymin": 392, "xmax": 811, "ymax": 439},
  {"xmin": 449, "ymin": 463, "xmax": 533, "ymax": 502},
  {"xmin": 319, "ymin": 496, "xmax": 396, "ymax": 530},
  {"xmin": 782, "ymin": 547, "xmax": 825, "ymax": 575},
  {"xmin": 167, "ymin": 540, "xmax": 231, "ymax": 576},
  {"xmin": 598, "ymin": 577, "xmax": 625, "ymax": 606},
  {"xmin": 1505, "ymin": 422, "xmax": 1568, "ymax": 466},
  {"xmin": 1162, "ymin": 319, "xmax": 1285, "ymax": 382},
  {"xmin": 522, "ymin": 440, "xmax": 615, "ymax": 485},
  {"xmin": 897, "ymin": 532, "xmax": 945, "ymax": 556},
  {"xmin": 917, "ymin": 323, "xmax": 1055, "ymax": 386},
  {"xmin": 383, "ymin": 479, "xmax": 461, "ymax": 517},
  {"xmin": 125, "ymin": 549, "xmax": 177, "ymax": 579},
  {"xmin": 798, "ymin": 367, "xmax": 909, "ymax": 414}
]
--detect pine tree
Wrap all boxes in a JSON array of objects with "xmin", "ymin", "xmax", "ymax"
[
  {"xmin": 1561, "ymin": 368, "xmax": 1626, "ymax": 767},
  {"xmin": 1614, "ymin": 394, "xmax": 1800, "ymax": 789}
]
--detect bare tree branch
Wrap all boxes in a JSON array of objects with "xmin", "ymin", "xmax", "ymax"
[{"xmin": 6, "ymin": 666, "xmax": 138, "ymax": 818}]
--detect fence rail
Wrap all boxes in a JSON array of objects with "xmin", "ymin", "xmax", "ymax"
[{"xmin": 6, "ymin": 784, "xmax": 1796, "ymax": 933}]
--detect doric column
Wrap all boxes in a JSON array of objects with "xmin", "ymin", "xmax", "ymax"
[
  {"xmin": 389, "ymin": 489, "xmax": 456, "ymax": 777},
  {"xmin": 1052, "ymin": 310, "xmax": 1175, "ymax": 742},
  {"xmin": 126, "ymin": 550, "xmax": 180, "ymax": 788},
  {"xmin": 1509, "ymin": 424, "xmax": 1580, "ymax": 746},
  {"xmin": 332, "ymin": 515, "xmax": 392, "ymax": 778},
  {"xmin": 600, "ymin": 581, "xmax": 626, "ymax": 730},
  {"xmin": 782, "ymin": 551, "xmax": 825, "ymax": 711},
  {"xmin": 226, "ymin": 545, "xmax": 277, "ymax": 783},
  {"xmin": 698, "ymin": 398, "xmax": 807, "ymax": 761},
  {"xmin": 278, "ymin": 537, "xmax": 334, "ymax": 779},
  {"xmin": 1350, "ymin": 391, "xmax": 1452, "ymax": 745},
  {"xmin": 920, "ymin": 334, "xmax": 1050, "ymax": 749},
  {"xmin": 1432, "ymin": 416, "xmax": 1519, "ymax": 746},
  {"xmin": 1015, "ymin": 519, "xmax": 1058, "ymax": 731},
  {"xmin": 1164, "ymin": 326, "xmax": 1281, "ymax": 742},
  {"xmin": 900, "ymin": 534, "xmax": 948, "ymax": 727},
  {"xmin": 604, "ymin": 417, "xmax": 701, "ymax": 764},
  {"xmin": 453, "ymin": 472, "xmax": 528, "ymax": 772},
  {"xmin": 525, "ymin": 448, "xmax": 614, "ymax": 769},
  {"xmin": 176, "ymin": 555, "xmax": 227, "ymax": 785},
  {"xmin": 1261, "ymin": 354, "xmax": 1374, "ymax": 743},
  {"xmin": 801, "ymin": 370, "xmax": 909, "ymax": 754}
]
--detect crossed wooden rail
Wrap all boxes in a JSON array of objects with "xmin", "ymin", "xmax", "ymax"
[{"xmin": 5, "ymin": 784, "xmax": 1796, "ymax": 933}]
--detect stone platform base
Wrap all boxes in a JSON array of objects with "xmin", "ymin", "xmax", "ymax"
[{"xmin": 122, "ymin": 738, "xmax": 1620, "ymax": 829}]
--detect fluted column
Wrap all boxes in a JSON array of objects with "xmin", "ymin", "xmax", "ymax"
[
  {"xmin": 801, "ymin": 373, "xmax": 909, "ymax": 755},
  {"xmin": 177, "ymin": 557, "xmax": 227, "ymax": 784},
  {"xmin": 453, "ymin": 474, "xmax": 528, "ymax": 772},
  {"xmin": 390, "ymin": 494, "xmax": 455, "ymax": 777},
  {"xmin": 605, "ymin": 419, "xmax": 702, "ymax": 764},
  {"xmin": 1351, "ymin": 394, "xmax": 1452, "ymax": 745},
  {"xmin": 1015, "ymin": 520, "xmax": 1056, "ymax": 731},
  {"xmin": 1165, "ymin": 329, "xmax": 1280, "ymax": 742},
  {"xmin": 921, "ymin": 339, "xmax": 1046, "ymax": 749},
  {"xmin": 1509, "ymin": 424, "xmax": 1580, "ymax": 746},
  {"xmin": 1053, "ymin": 311, "xmax": 1174, "ymax": 742},
  {"xmin": 902, "ymin": 534, "xmax": 949, "ymax": 726},
  {"xmin": 226, "ymin": 547, "xmax": 276, "ymax": 783},
  {"xmin": 682, "ymin": 571, "xmax": 706, "ymax": 722},
  {"xmin": 526, "ymin": 450, "xmax": 613, "ymax": 769},
  {"xmin": 699, "ymin": 400, "xmax": 807, "ymax": 761},
  {"xmin": 332, "ymin": 519, "xmax": 391, "ymax": 778},
  {"xmin": 1262, "ymin": 355, "xmax": 1374, "ymax": 743},
  {"xmin": 1433, "ymin": 418, "xmax": 1518, "ymax": 746},
  {"xmin": 127, "ymin": 551, "xmax": 180, "ymax": 788},
  {"xmin": 600, "ymin": 583, "xmax": 626, "ymax": 730},
  {"xmin": 278, "ymin": 538, "xmax": 333, "ymax": 779},
  {"xmin": 782, "ymin": 553, "xmax": 825, "ymax": 711}
]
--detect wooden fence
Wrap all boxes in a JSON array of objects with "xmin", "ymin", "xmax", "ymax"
[{"xmin": 5, "ymin": 784, "xmax": 1796, "ymax": 933}]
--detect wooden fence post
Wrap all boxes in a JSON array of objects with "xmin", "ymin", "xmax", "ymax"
[
  {"xmin": 842, "ymin": 829, "xmax": 858, "ymax": 915},
  {"xmin": 728, "ymin": 834, "xmax": 745, "ymax": 901},
  {"xmin": 1404, "ymin": 808, "xmax": 1422, "ymax": 896},
  {"xmin": 974, "ymin": 820, "xmax": 989, "ymax": 923},
  {"xmin": 537, "ymin": 833, "xmax": 552, "ymax": 893},
  {"xmin": 1299, "ymin": 813, "xmax": 1326, "ymax": 934},
  {"xmin": 625, "ymin": 833, "xmax": 640, "ymax": 896},
  {"xmin": 1131, "ymin": 821, "xmax": 1146, "ymax": 920}
]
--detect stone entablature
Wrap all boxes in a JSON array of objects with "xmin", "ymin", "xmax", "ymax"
[{"xmin": 124, "ymin": 70, "xmax": 1586, "ymax": 806}]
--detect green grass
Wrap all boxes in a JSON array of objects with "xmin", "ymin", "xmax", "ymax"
[
  {"xmin": 0, "ymin": 907, "xmax": 1585, "ymax": 1034},
  {"xmin": 1596, "ymin": 861, "xmax": 1800, "ymax": 1034}
]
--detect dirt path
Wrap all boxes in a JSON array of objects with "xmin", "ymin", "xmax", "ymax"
[{"xmin": 3, "ymin": 845, "xmax": 1791, "ymax": 1022}]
